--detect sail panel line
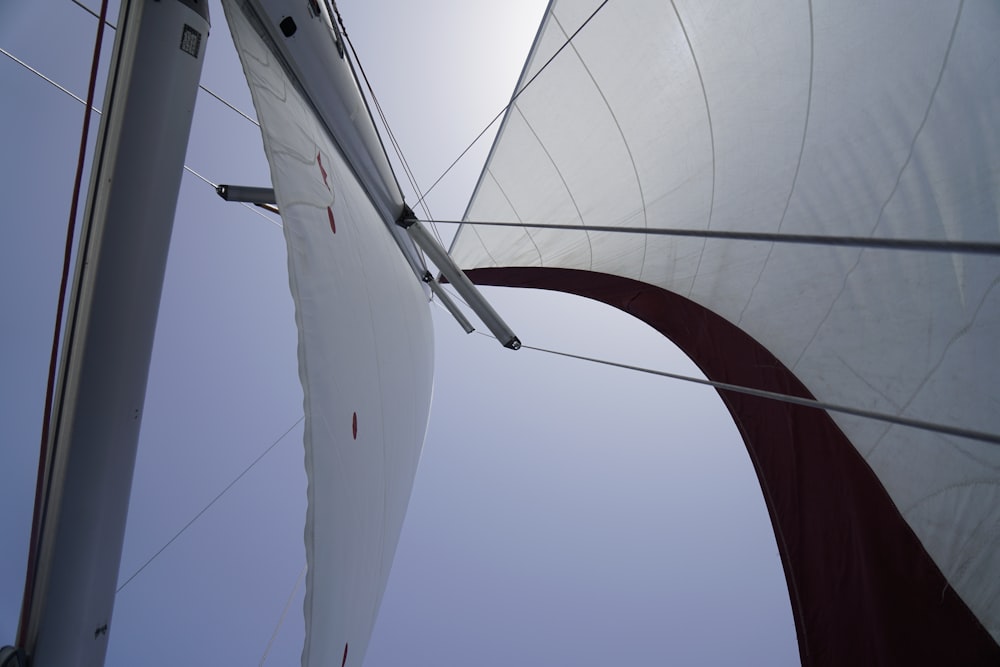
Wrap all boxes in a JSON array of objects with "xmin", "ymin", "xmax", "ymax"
[{"xmin": 419, "ymin": 0, "xmax": 611, "ymax": 213}]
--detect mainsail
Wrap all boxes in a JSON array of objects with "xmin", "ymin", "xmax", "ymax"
[
  {"xmin": 452, "ymin": 0, "xmax": 1000, "ymax": 663},
  {"xmin": 224, "ymin": 1, "xmax": 434, "ymax": 664}
]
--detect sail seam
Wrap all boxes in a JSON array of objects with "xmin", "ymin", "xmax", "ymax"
[
  {"xmin": 552, "ymin": 12, "xmax": 649, "ymax": 278},
  {"xmin": 737, "ymin": 0, "xmax": 815, "ymax": 326},
  {"xmin": 513, "ymin": 103, "xmax": 595, "ymax": 268},
  {"xmin": 466, "ymin": 171, "xmax": 505, "ymax": 268},
  {"xmin": 430, "ymin": 0, "xmax": 610, "ymax": 217},
  {"xmin": 787, "ymin": 0, "xmax": 966, "ymax": 373},
  {"xmin": 333, "ymin": 159, "xmax": 394, "ymax": 638},
  {"xmin": 867, "ymin": 271, "xmax": 998, "ymax": 460},
  {"xmin": 669, "ymin": 0, "xmax": 716, "ymax": 297},
  {"xmin": 869, "ymin": 0, "xmax": 966, "ymax": 237},
  {"xmin": 487, "ymin": 170, "xmax": 544, "ymax": 266}
]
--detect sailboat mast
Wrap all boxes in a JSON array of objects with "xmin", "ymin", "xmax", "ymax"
[{"xmin": 16, "ymin": 1, "xmax": 208, "ymax": 664}]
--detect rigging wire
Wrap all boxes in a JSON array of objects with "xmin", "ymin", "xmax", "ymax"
[
  {"xmin": 441, "ymin": 286, "xmax": 1000, "ymax": 446},
  {"xmin": 9, "ymin": 0, "xmax": 293, "ymax": 606},
  {"xmin": 18, "ymin": 0, "xmax": 110, "ymax": 648},
  {"xmin": 329, "ymin": 5, "xmax": 444, "ymax": 248},
  {"xmin": 413, "ymin": 0, "xmax": 610, "ymax": 210},
  {"xmin": 196, "ymin": 82, "xmax": 260, "ymax": 127},
  {"xmin": 2, "ymin": 45, "xmax": 281, "ymax": 229},
  {"xmin": 0, "ymin": 47, "xmax": 88, "ymax": 106},
  {"xmin": 259, "ymin": 563, "xmax": 307, "ymax": 667},
  {"xmin": 183, "ymin": 165, "xmax": 283, "ymax": 228},
  {"xmin": 69, "ymin": 0, "xmax": 104, "ymax": 21},
  {"xmin": 428, "ymin": 218, "xmax": 1000, "ymax": 255},
  {"xmin": 68, "ymin": 0, "xmax": 437, "ymax": 263},
  {"xmin": 68, "ymin": 0, "xmax": 261, "ymax": 126},
  {"xmin": 470, "ymin": 331, "xmax": 1000, "ymax": 447},
  {"xmin": 116, "ymin": 416, "xmax": 305, "ymax": 594}
]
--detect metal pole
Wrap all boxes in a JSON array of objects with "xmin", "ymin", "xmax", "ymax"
[
  {"xmin": 398, "ymin": 211, "xmax": 520, "ymax": 350},
  {"xmin": 216, "ymin": 184, "xmax": 276, "ymax": 204},
  {"xmin": 19, "ymin": 1, "xmax": 209, "ymax": 664},
  {"xmin": 423, "ymin": 273, "xmax": 475, "ymax": 334}
]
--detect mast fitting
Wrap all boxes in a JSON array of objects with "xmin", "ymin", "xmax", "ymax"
[{"xmin": 396, "ymin": 207, "xmax": 521, "ymax": 350}]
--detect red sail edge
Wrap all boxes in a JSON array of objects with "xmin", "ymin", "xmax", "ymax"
[{"xmin": 467, "ymin": 266, "xmax": 1000, "ymax": 667}]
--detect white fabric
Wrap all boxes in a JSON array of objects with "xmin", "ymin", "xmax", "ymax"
[
  {"xmin": 224, "ymin": 3, "xmax": 435, "ymax": 665},
  {"xmin": 454, "ymin": 0, "xmax": 1000, "ymax": 640}
]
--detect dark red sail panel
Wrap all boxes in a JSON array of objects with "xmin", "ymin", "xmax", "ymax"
[{"xmin": 466, "ymin": 266, "xmax": 1000, "ymax": 667}]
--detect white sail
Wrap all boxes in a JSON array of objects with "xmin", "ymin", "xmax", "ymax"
[
  {"xmin": 223, "ymin": 2, "xmax": 434, "ymax": 664},
  {"xmin": 452, "ymin": 0, "xmax": 1000, "ymax": 662},
  {"xmin": 12, "ymin": 0, "xmax": 1000, "ymax": 664}
]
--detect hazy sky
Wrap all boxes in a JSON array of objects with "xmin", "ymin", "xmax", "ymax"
[{"xmin": 1, "ymin": 1, "xmax": 798, "ymax": 664}]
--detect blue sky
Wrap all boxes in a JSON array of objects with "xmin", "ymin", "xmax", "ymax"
[{"xmin": 1, "ymin": 1, "xmax": 797, "ymax": 664}]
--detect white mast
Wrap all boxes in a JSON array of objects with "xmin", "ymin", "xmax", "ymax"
[{"xmin": 15, "ymin": 1, "xmax": 208, "ymax": 664}]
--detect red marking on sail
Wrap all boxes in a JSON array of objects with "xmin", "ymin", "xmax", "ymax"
[
  {"xmin": 341, "ymin": 643, "xmax": 349, "ymax": 667},
  {"xmin": 352, "ymin": 412, "xmax": 357, "ymax": 440},
  {"xmin": 317, "ymin": 152, "xmax": 335, "ymax": 232},
  {"xmin": 316, "ymin": 151, "xmax": 329, "ymax": 190}
]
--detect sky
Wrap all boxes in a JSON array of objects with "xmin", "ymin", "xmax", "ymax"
[{"xmin": 1, "ymin": 1, "xmax": 798, "ymax": 665}]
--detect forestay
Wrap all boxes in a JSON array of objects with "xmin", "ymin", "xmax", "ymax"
[
  {"xmin": 452, "ymin": 1, "xmax": 1000, "ymax": 664},
  {"xmin": 224, "ymin": 2, "xmax": 434, "ymax": 665}
]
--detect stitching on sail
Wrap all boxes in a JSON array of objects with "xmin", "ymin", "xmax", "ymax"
[
  {"xmin": 513, "ymin": 102, "xmax": 595, "ymax": 269},
  {"xmin": 788, "ymin": 1, "xmax": 967, "ymax": 374},
  {"xmin": 866, "ymin": 272, "xmax": 999, "ymax": 461},
  {"xmin": 488, "ymin": 170, "xmax": 544, "ymax": 266},
  {"xmin": 870, "ymin": 0, "xmax": 967, "ymax": 237},
  {"xmin": 467, "ymin": 171, "xmax": 504, "ymax": 268},
  {"xmin": 552, "ymin": 12, "xmax": 649, "ymax": 280},
  {"xmin": 737, "ymin": 0, "xmax": 815, "ymax": 326},
  {"xmin": 669, "ymin": 0, "xmax": 717, "ymax": 297}
]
